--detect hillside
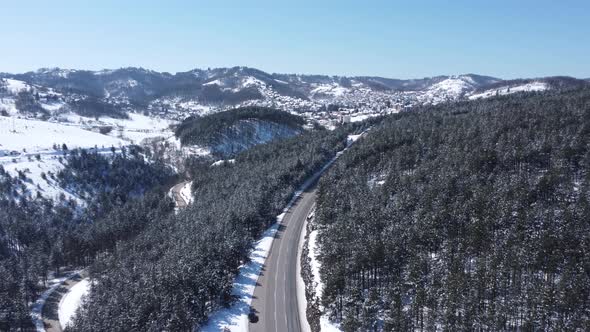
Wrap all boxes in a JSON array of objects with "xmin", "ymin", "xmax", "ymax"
[
  {"xmin": 0, "ymin": 68, "xmax": 497, "ymax": 121},
  {"xmin": 469, "ymin": 76, "xmax": 589, "ymax": 100},
  {"xmin": 3, "ymin": 67, "xmax": 587, "ymax": 132},
  {"xmin": 66, "ymin": 125, "xmax": 355, "ymax": 331},
  {"xmin": 311, "ymin": 88, "xmax": 590, "ymax": 330},
  {"xmin": 175, "ymin": 107, "xmax": 305, "ymax": 156}
]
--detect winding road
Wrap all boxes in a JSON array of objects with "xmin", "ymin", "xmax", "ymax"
[
  {"xmin": 32, "ymin": 270, "xmax": 86, "ymax": 332},
  {"xmin": 249, "ymin": 186, "xmax": 317, "ymax": 332},
  {"xmin": 248, "ymin": 131, "xmax": 368, "ymax": 332},
  {"xmin": 170, "ymin": 180, "xmax": 190, "ymax": 208}
]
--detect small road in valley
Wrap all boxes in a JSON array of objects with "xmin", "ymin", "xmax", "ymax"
[
  {"xmin": 170, "ymin": 180, "xmax": 190, "ymax": 209},
  {"xmin": 249, "ymin": 186, "xmax": 317, "ymax": 332},
  {"xmin": 32, "ymin": 270, "xmax": 86, "ymax": 332},
  {"xmin": 248, "ymin": 131, "xmax": 368, "ymax": 332},
  {"xmin": 249, "ymin": 185, "xmax": 316, "ymax": 332}
]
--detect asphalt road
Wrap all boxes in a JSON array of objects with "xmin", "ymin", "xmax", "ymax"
[
  {"xmin": 170, "ymin": 181, "xmax": 189, "ymax": 209},
  {"xmin": 39, "ymin": 270, "xmax": 87, "ymax": 332},
  {"xmin": 249, "ymin": 186, "xmax": 317, "ymax": 332}
]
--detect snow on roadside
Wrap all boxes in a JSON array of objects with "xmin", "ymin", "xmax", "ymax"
[
  {"xmin": 201, "ymin": 148, "xmax": 343, "ymax": 331},
  {"xmin": 347, "ymin": 134, "xmax": 362, "ymax": 146},
  {"xmin": 297, "ymin": 211, "xmax": 312, "ymax": 332},
  {"xmin": 202, "ymin": 131, "xmax": 367, "ymax": 331},
  {"xmin": 309, "ymin": 229, "xmax": 342, "ymax": 332},
  {"xmin": 308, "ymin": 230, "xmax": 323, "ymax": 299},
  {"xmin": 30, "ymin": 271, "xmax": 81, "ymax": 332},
  {"xmin": 202, "ymin": 178, "xmax": 318, "ymax": 331},
  {"xmin": 180, "ymin": 181, "xmax": 194, "ymax": 205},
  {"xmin": 200, "ymin": 223, "xmax": 279, "ymax": 332},
  {"xmin": 58, "ymin": 278, "xmax": 91, "ymax": 329},
  {"xmin": 301, "ymin": 132, "xmax": 369, "ymax": 332}
]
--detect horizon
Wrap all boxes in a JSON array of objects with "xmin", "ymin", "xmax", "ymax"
[
  {"xmin": 2, "ymin": 1, "xmax": 589, "ymax": 79},
  {"xmin": 4, "ymin": 65, "xmax": 589, "ymax": 81}
]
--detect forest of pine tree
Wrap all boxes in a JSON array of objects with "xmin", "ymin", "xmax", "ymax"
[
  {"xmin": 314, "ymin": 88, "xmax": 590, "ymax": 331},
  {"xmin": 175, "ymin": 106, "xmax": 305, "ymax": 148},
  {"xmin": 0, "ymin": 148, "xmax": 175, "ymax": 330},
  {"xmin": 68, "ymin": 126, "xmax": 356, "ymax": 331}
]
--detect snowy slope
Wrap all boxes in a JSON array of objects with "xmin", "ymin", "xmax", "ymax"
[
  {"xmin": 0, "ymin": 116, "xmax": 125, "ymax": 153},
  {"xmin": 3, "ymin": 68, "xmax": 505, "ymax": 127},
  {"xmin": 310, "ymin": 83, "xmax": 350, "ymax": 98},
  {"xmin": 1, "ymin": 157, "xmax": 83, "ymax": 203},
  {"xmin": 179, "ymin": 181, "xmax": 193, "ymax": 205},
  {"xmin": 469, "ymin": 82, "xmax": 549, "ymax": 100},
  {"xmin": 59, "ymin": 112, "xmax": 176, "ymax": 144},
  {"xmin": 4, "ymin": 78, "xmax": 30, "ymax": 93},
  {"xmin": 418, "ymin": 75, "xmax": 480, "ymax": 103},
  {"xmin": 0, "ymin": 115, "xmax": 171, "ymax": 202}
]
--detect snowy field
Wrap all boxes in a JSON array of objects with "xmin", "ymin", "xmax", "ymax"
[
  {"xmin": 0, "ymin": 116, "xmax": 126, "ymax": 153},
  {"xmin": 0, "ymin": 112, "xmax": 176, "ymax": 201},
  {"xmin": 57, "ymin": 112, "xmax": 176, "ymax": 144}
]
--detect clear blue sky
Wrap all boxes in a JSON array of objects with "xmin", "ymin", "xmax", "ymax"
[{"xmin": 2, "ymin": 0, "xmax": 589, "ymax": 79}]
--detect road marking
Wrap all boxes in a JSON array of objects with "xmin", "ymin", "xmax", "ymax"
[{"xmin": 274, "ymin": 211, "xmax": 290, "ymax": 331}]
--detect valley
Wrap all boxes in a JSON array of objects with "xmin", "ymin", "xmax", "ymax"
[{"xmin": 0, "ymin": 66, "xmax": 588, "ymax": 332}]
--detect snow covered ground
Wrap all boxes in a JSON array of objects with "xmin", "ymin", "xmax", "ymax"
[
  {"xmin": 469, "ymin": 82, "xmax": 548, "ymax": 100},
  {"xmin": 56, "ymin": 112, "xmax": 176, "ymax": 144},
  {"xmin": 179, "ymin": 181, "xmax": 194, "ymax": 205},
  {"xmin": 1, "ymin": 156, "xmax": 83, "ymax": 203},
  {"xmin": 418, "ymin": 76, "xmax": 479, "ymax": 104},
  {"xmin": 0, "ymin": 112, "xmax": 177, "ymax": 202},
  {"xmin": 58, "ymin": 278, "xmax": 91, "ymax": 329},
  {"xmin": 308, "ymin": 228, "xmax": 342, "ymax": 332},
  {"xmin": 0, "ymin": 116, "xmax": 127, "ymax": 202},
  {"xmin": 0, "ymin": 116, "xmax": 126, "ymax": 153},
  {"xmin": 200, "ymin": 223, "xmax": 279, "ymax": 331},
  {"xmin": 211, "ymin": 159, "xmax": 236, "ymax": 167},
  {"xmin": 310, "ymin": 83, "xmax": 350, "ymax": 98}
]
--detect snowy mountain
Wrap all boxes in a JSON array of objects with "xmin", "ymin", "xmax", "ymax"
[
  {"xmin": 4, "ymin": 67, "xmax": 581, "ymax": 146},
  {"xmin": 5, "ymin": 67, "xmax": 587, "ymax": 128},
  {"xmin": 1, "ymin": 67, "xmax": 499, "ymax": 119}
]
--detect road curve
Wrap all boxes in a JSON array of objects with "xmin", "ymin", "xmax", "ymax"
[
  {"xmin": 170, "ymin": 181, "xmax": 190, "ymax": 209},
  {"xmin": 32, "ymin": 270, "xmax": 85, "ymax": 332},
  {"xmin": 249, "ymin": 185, "xmax": 317, "ymax": 332}
]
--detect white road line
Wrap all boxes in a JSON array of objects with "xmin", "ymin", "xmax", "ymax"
[{"xmin": 274, "ymin": 213, "xmax": 289, "ymax": 330}]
